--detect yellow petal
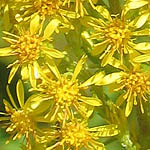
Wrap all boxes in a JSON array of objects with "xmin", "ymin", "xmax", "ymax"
[
  {"xmin": 30, "ymin": 14, "xmax": 40, "ymax": 35},
  {"xmin": 3, "ymin": 99, "xmax": 13, "ymax": 110},
  {"xmin": 96, "ymin": 72, "xmax": 123, "ymax": 86},
  {"xmin": 134, "ymin": 54, "xmax": 150, "ymax": 62},
  {"xmin": 116, "ymin": 93, "xmax": 126, "ymax": 106},
  {"xmin": 80, "ymin": 71, "xmax": 105, "ymax": 87},
  {"xmin": 21, "ymin": 65, "xmax": 29, "ymax": 80},
  {"xmin": 134, "ymin": 42, "xmax": 150, "ymax": 50},
  {"xmin": 28, "ymin": 64, "xmax": 36, "ymax": 88},
  {"xmin": 91, "ymin": 40, "xmax": 109, "ymax": 56},
  {"xmin": 101, "ymin": 48, "xmax": 115, "ymax": 67},
  {"xmin": 72, "ymin": 55, "xmax": 87, "ymax": 81},
  {"xmin": 46, "ymin": 56, "xmax": 61, "ymax": 79},
  {"xmin": 6, "ymin": 85, "xmax": 18, "ymax": 109},
  {"xmin": 16, "ymin": 80, "xmax": 24, "ymax": 108},
  {"xmin": 43, "ymin": 19, "xmax": 60, "ymax": 39},
  {"xmin": 126, "ymin": 0, "xmax": 148, "ymax": 9},
  {"xmin": 79, "ymin": 96, "xmax": 103, "ymax": 106},
  {"xmin": 139, "ymin": 97, "xmax": 144, "ymax": 113},
  {"xmin": 33, "ymin": 61, "xmax": 50, "ymax": 81},
  {"xmin": 135, "ymin": 13, "xmax": 149, "ymax": 28},
  {"xmin": 43, "ymin": 47, "xmax": 64, "ymax": 58},
  {"xmin": 60, "ymin": 9, "xmax": 80, "ymax": 18},
  {"xmin": 8, "ymin": 64, "xmax": 20, "ymax": 84},
  {"xmin": 132, "ymin": 29, "xmax": 150, "ymax": 36},
  {"xmin": 108, "ymin": 57, "xmax": 129, "ymax": 71},
  {"xmin": 3, "ymin": 5, "xmax": 10, "ymax": 30},
  {"xmin": 125, "ymin": 91, "xmax": 133, "ymax": 117},
  {"xmin": 24, "ymin": 94, "xmax": 52, "ymax": 115},
  {"xmin": 89, "ymin": 124, "xmax": 119, "ymax": 137},
  {"xmin": 95, "ymin": 5, "xmax": 112, "ymax": 21},
  {"xmin": 81, "ymin": 31, "xmax": 93, "ymax": 48},
  {"xmin": 0, "ymin": 47, "xmax": 13, "ymax": 56}
]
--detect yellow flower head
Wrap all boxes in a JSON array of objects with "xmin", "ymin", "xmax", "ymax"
[
  {"xmin": 0, "ymin": 80, "xmax": 37, "ymax": 150},
  {"xmin": 96, "ymin": 58, "xmax": 150, "ymax": 117},
  {"xmin": 0, "ymin": 17, "xmax": 64, "ymax": 87},
  {"xmin": 31, "ymin": 55, "xmax": 103, "ymax": 121},
  {"xmin": 87, "ymin": 5, "xmax": 150, "ymax": 66},
  {"xmin": 38, "ymin": 119, "xmax": 119, "ymax": 150}
]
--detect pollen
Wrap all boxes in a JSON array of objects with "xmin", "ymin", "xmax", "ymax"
[
  {"xmin": 104, "ymin": 18, "xmax": 130, "ymax": 49},
  {"xmin": 34, "ymin": 0, "xmax": 61, "ymax": 16},
  {"xmin": 6, "ymin": 110, "xmax": 34, "ymax": 135},
  {"xmin": 123, "ymin": 72, "xmax": 150, "ymax": 94},
  {"xmin": 50, "ymin": 77, "xmax": 81, "ymax": 108},
  {"xmin": 60, "ymin": 121, "xmax": 91, "ymax": 147},
  {"xmin": 10, "ymin": 32, "xmax": 41, "ymax": 63}
]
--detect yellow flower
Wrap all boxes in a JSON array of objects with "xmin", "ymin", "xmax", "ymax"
[
  {"xmin": 0, "ymin": 17, "xmax": 64, "ymax": 87},
  {"xmin": 38, "ymin": 119, "xmax": 119, "ymax": 150},
  {"xmin": 15, "ymin": 0, "xmax": 76, "ymax": 29},
  {"xmin": 86, "ymin": 5, "xmax": 150, "ymax": 66},
  {"xmin": 30, "ymin": 55, "xmax": 104, "ymax": 121},
  {"xmin": 124, "ymin": 0, "xmax": 150, "ymax": 28},
  {"xmin": 95, "ymin": 58, "xmax": 150, "ymax": 117},
  {"xmin": 0, "ymin": 80, "xmax": 37, "ymax": 150}
]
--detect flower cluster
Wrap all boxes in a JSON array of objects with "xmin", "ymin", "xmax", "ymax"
[{"xmin": 0, "ymin": 0, "xmax": 150, "ymax": 149}]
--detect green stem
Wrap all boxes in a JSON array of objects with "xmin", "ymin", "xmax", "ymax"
[{"xmin": 108, "ymin": 0, "xmax": 121, "ymax": 14}]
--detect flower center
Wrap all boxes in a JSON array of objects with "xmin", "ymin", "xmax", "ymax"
[
  {"xmin": 50, "ymin": 77, "xmax": 80, "ymax": 107},
  {"xmin": 34, "ymin": 0, "xmax": 61, "ymax": 16},
  {"xmin": 104, "ymin": 18, "xmax": 130, "ymax": 48},
  {"xmin": 7, "ymin": 110, "xmax": 34, "ymax": 134},
  {"xmin": 123, "ymin": 72, "xmax": 150, "ymax": 94},
  {"xmin": 60, "ymin": 121, "xmax": 91, "ymax": 147},
  {"xmin": 11, "ymin": 32, "xmax": 41, "ymax": 63}
]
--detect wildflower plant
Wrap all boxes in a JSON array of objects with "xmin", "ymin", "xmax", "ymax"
[{"xmin": 1, "ymin": 0, "xmax": 150, "ymax": 150}]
